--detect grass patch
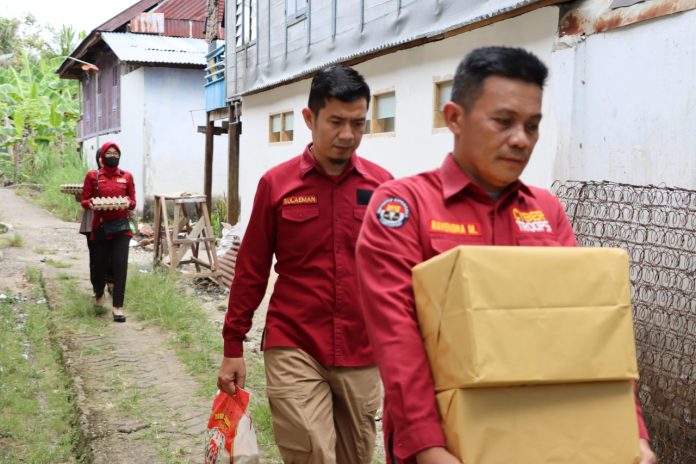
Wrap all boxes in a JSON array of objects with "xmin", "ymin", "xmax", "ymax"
[
  {"xmin": 0, "ymin": 234, "xmax": 23, "ymax": 248},
  {"xmin": 45, "ymin": 259, "xmax": 71, "ymax": 269},
  {"xmin": 34, "ymin": 247, "xmax": 58, "ymax": 255},
  {"xmin": 210, "ymin": 197, "xmax": 228, "ymax": 237},
  {"xmin": 18, "ymin": 148, "xmax": 86, "ymax": 222},
  {"xmin": 126, "ymin": 268, "xmax": 281, "ymax": 462},
  {"xmin": 0, "ymin": 274, "xmax": 83, "ymax": 462},
  {"xmin": 26, "ymin": 267, "xmax": 42, "ymax": 285},
  {"xmin": 53, "ymin": 279, "xmax": 108, "ymax": 332},
  {"xmin": 126, "ymin": 269, "xmax": 221, "ymax": 394}
]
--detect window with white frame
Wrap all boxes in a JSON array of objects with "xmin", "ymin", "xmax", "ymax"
[
  {"xmin": 433, "ymin": 79, "xmax": 452, "ymax": 129},
  {"xmin": 269, "ymin": 111, "xmax": 294, "ymax": 143},
  {"xmin": 286, "ymin": 0, "xmax": 309, "ymax": 18},
  {"xmin": 372, "ymin": 91, "xmax": 395, "ymax": 133},
  {"xmin": 235, "ymin": 0, "xmax": 257, "ymax": 48}
]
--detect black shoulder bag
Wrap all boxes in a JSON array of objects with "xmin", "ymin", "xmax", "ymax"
[{"xmin": 95, "ymin": 170, "xmax": 130, "ymax": 236}]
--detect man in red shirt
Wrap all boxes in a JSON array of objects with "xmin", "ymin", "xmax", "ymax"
[
  {"xmin": 356, "ymin": 47, "xmax": 657, "ymax": 464},
  {"xmin": 217, "ymin": 65, "xmax": 392, "ymax": 463}
]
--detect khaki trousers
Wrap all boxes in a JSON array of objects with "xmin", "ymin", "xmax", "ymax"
[{"xmin": 264, "ymin": 348, "xmax": 381, "ymax": 464}]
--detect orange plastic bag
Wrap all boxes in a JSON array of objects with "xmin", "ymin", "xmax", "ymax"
[{"xmin": 205, "ymin": 388, "xmax": 259, "ymax": 464}]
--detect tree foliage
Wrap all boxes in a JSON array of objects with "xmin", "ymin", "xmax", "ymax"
[{"xmin": 0, "ymin": 15, "xmax": 80, "ymax": 183}]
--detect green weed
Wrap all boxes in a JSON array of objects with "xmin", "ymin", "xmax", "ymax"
[
  {"xmin": 25, "ymin": 267, "xmax": 41, "ymax": 285},
  {"xmin": 0, "ymin": 234, "xmax": 23, "ymax": 248},
  {"xmin": 54, "ymin": 279, "xmax": 108, "ymax": 331},
  {"xmin": 0, "ymin": 278, "xmax": 83, "ymax": 462},
  {"xmin": 34, "ymin": 247, "xmax": 58, "ymax": 255},
  {"xmin": 45, "ymin": 259, "xmax": 71, "ymax": 269},
  {"xmin": 18, "ymin": 148, "xmax": 87, "ymax": 222},
  {"xmin": 210, "ymin": 196, "xmax": 228, "ymax": 237}
]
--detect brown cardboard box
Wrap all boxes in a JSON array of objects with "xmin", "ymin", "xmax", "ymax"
[
  {"xmin": 412, "ymin": 246, "xmax": 638, "ymax": 389},
  {"xmin": 436, "ymin": 381, "xmax": 640, "ymax": 464}
]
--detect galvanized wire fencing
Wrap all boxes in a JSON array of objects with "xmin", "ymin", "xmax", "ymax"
[{"xmin": 551, "ymin": 180, "xmax": 696, "ymax": 463}]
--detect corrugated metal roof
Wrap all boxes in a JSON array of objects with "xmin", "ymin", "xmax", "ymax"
[
  {"xmin": 238, "ymin": 0, "xmax": 569, "ymax": 97},
  {"xmin": 101, "ymin": 32, "xmax": 207, "ymax": 65},
  {"xmin": 154, "ymin": 0, "xmax": 207, "ymax": 21}
]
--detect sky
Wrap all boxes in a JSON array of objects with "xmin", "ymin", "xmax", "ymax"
[{"xmin": 0, "ymin": 0, "xmax": 139, "ymax": 35}]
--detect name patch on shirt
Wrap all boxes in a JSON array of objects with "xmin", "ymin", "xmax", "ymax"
[
  {"xmin": 513, "ymin": 208, "xmax": 552, "ymax": 233},
  {"xmin": 430, "ymin": 220, "xmax": 482, "ymax": 236},
  {"xmin": 282, "ymin": 194, "xmax": 318, "ymax": 206},
  {"xmin": 116, "ymin": 178, "xmax": 127, "ymax": 183},
  {"xmin": 376, "ymin": 198, "xmax": 409, "ymax": 228}
]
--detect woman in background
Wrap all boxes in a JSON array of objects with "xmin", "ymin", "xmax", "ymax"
[
  {"xmin": 77, "ymin": 149, "xmax": 114, "ymax": 304},
  {"xmin": 81, "ymin": 142, "xmax": 136, "ymax": 322}
]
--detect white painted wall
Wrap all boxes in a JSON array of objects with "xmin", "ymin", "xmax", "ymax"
[
  {"xmin": 144, "ymin": 67, "xmax": 229, "ymax": 203},
  {"xmin": 238, "ymin": 7, "xmax": 561, "ymax": 228},
  {"xmin": 82, "ymin": 66, "xmax": 229, "ymax": 216},
  {"xmin": 551, "ymin": 8, "xmax": 696, "ymax": 190}
]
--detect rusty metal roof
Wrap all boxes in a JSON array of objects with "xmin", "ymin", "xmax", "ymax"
[
  {"xmin": 96, "ymin": 0, "xmax": 161, "ymax": 31},
  {"xmin": 154, "ymin": 0, "xmax": 207, "ymax": 20},
  {"xmin": 100, "ymin": 32, "xmax": 207, "ymax": 65},
  {"xmin": 560, "ymin": 0, "xmax": 696, "ymax": 36}
]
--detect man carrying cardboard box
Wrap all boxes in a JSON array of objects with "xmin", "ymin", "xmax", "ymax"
[{"xmin": 355, "ymin": 46, "xmax": 657, "ymax": 464}]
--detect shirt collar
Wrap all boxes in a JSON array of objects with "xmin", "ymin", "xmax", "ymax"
[
  {"xmin": 99, "ymin": 166, "xmax": 123, "ymax": 178},
  {"xmin": 440, "ymin": 153, "xmax": 535, "ymax": 201},
  {"xmin": 299, "ymin": 143, "xmax": 365, "ymax": 179}
]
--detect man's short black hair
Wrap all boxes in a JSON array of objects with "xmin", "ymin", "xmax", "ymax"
[
  {"xmin": 452, "ymin": 46, "xmax": 548, "ymax": 110},
  {"xmin": 308, "ymin": 65, "xmax": 370, "ymax": 115}
]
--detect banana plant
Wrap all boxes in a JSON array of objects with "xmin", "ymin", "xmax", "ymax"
[{"xmin": 0, "ymin": 52, "xmax": 79, "ymax": 181}]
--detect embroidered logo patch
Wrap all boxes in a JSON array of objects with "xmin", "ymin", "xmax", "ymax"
[
  {"xmin": 376, "ymin": 198, "xmax": 409, "ymax": 228},
  {"xmin": 282, "ymin": 194, "xmax": 318, "ymax": 206},
  {"xmin": 430, "ymin": 220, "xmax": 482, "ymax": 236},
  {"xmin": 513, "ymin": 208, "xmax": 552, "ymax": 233}
]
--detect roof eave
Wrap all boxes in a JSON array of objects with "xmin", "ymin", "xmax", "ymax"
[
  {"xmin": 233, "ymin": 0, "xmax": 570, "ymax": 98},
  {"xmin": 56, "ymin": 31, "xmax": 104, "ymax": 78}
]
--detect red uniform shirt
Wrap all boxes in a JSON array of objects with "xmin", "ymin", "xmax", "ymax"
[
  {"xmin": 356, "ymin": 154, "xmax": 649, "ymax": 461},
  {"xmin": 223, "ymin": 145, "xmax": 392, "ymax": 366},
  {"xmin": 81, "ymin": 167, "xmax": 136, "ymax": 239}
]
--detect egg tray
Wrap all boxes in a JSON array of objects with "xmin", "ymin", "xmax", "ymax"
[
  {"xmin": 91, "ymin": 196, "xmax": 130, "ymax": 211},
  {"xmin": 60, "ymin": 184, "xmax": 83, "ymax": 195}
]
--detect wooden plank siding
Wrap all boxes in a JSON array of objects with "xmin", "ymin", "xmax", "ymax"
[{"xmin": 80, "ymin": 53, "xmax": 121, "ymax": 138}]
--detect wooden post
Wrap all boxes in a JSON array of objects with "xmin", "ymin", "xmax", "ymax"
[
  {"xmin": 152, "ymin": 194, "xmax": 162, "ymax": 266},
  {"xmin": 227, "ymin": 103, "xmax": 241, "ymax": 224},
  {"xmin": 204, "ymin": 112, "xmax": 214, "ymax": 213}
]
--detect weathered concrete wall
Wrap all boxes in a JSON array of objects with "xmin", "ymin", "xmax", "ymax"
[{"xmin": 552, "ymin": 7, "xmax": 696, "ymax": 189}]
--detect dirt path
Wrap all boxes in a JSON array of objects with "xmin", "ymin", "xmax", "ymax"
[{"xmin": 0, "ymin": 188, "xmax": 211, "ymax": 463}]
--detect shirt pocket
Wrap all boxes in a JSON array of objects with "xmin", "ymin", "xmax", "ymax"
[
  {"xmin": 281, "ymin": 205, "xmax": 320, "ymax": 223},
  {"xmin": 515, "ymin": 235, "xmax": 562, "ymax": 247},
  {"xmin": 353, "ymin": 207, "xmax": 367, "ymax": 221},
  {"xmin": 430, "ymin": 235, "xmax": 484, "ymax": 255}
]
